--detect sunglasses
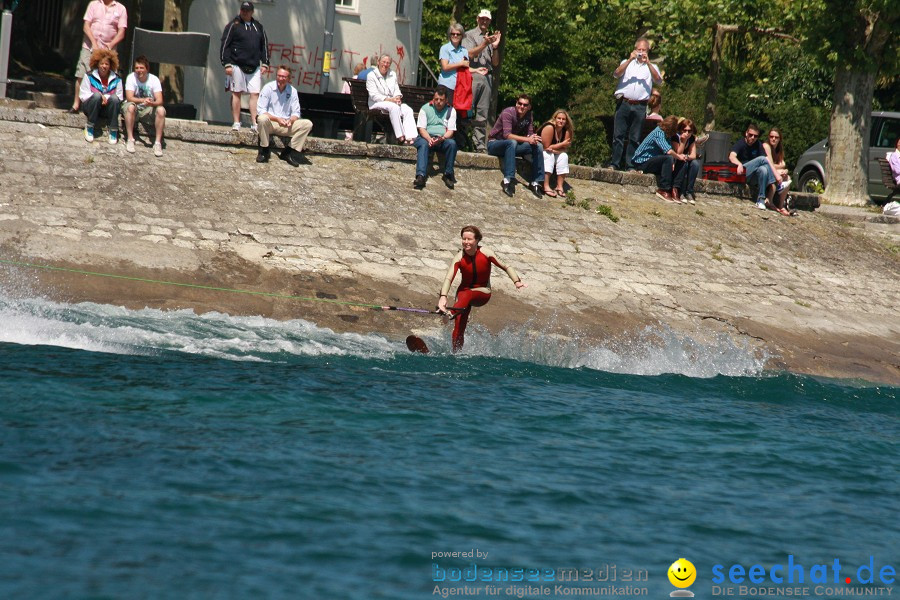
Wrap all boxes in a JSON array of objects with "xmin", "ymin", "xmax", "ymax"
[
  {"xmin": 746, "ymin": 133, "xmax": 759, "ymax": 138},
  {"xmin": 449, "ymin": 33, "xmax": 462, "ymax": 37},
  {"xmin": 516, "ymin": 101, "xmax": 530, "ymax": 107}
]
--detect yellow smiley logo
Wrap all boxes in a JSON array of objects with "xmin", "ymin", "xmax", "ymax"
[{"xmin": 668, "ymin": 558, "xmax": 697, "ymax": 588}]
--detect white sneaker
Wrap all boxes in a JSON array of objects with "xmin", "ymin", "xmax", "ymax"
[
  {"xmin": 250, "ymin": 124, "xmax": 258, "ymax": 133},
  {"xmin": 83, "ymin": 126, "xmax": 94, "ymax": 143},
  {"xmin": 756, "ymin": 200, "xmax": 767, "ymax": 210},
  {"xmin": 153, "ymin": 142, "xmax": 163, "ymax": 157},
  {"xmin": 777, "ymin": 178, "xmax": 792, "ymax": 192},
  {"xmin": 126, "ymin": 139, "xmax": 135, "ymax": 153},
  {"xmin": 231, "ymin": 122, "xmax": 241, "ymax": 131},
  {"xmin": 108, "ymin": 130, "xmax": 118, "ymax": 145}
]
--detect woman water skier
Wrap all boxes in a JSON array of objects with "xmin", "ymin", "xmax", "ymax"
[{"xmin": 437, "ymin": 225, "xmax": 526, "ymax": 352}]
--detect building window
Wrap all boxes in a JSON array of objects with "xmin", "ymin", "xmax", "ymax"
[
  {"xmin": 395, "ymin": 0, "xmax": 407, "ymax": 17},
  {"xmin": 336, "ymin": 0, "xmax": 356, "ymax": 9}
]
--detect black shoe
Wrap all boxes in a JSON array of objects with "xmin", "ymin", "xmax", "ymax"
[
  {"xmin": 279, "ymin": 145, "xmax": 292, "ymax": 161},
  {"xmin": 442, "ymin": 173, "xmax": 455, "ymax": 189},
  {"xmin": 603, "ymin": 162, "xmax": 619, "ymax": 171},
  {"xmin": 414, "ymin": 174, "xmax": 426, "ymax": 189},
  {"xmin": 530, "ymin": 182, "xmax": 543, "ymax": 198},
  {"xmin": 285, "ymin": 149, "xmax": 307, "ymax": 167},
  {"xmin": 502, "ymin": 180, "xmax": 514, "ymax": 197},
  {"xmin": 256, "ymin": 146, "xmax": 271, "ymax": 163}
]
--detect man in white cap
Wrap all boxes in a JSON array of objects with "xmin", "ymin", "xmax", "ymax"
[{"xmin": 463, "ymin": 9, "xmax": 501, "ymax": 153}]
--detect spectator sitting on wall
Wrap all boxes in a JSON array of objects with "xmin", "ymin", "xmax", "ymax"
[
  {"xmin": 671, "ymin": 118, "xmax": 700, "ymax": 204},
  {"xmin": 220, "ymin": 1, "xmax": 270, "ymax": 132},
  {"xmin": 71, "ymin": 0, "xmax": 127, "ymax": 114},
  {"xmin": 413, "ymin": 86, "xmax": 458, "ymax": 190},
  {"xmin": 539, "ymin": 109, "xmax": 574, "ymax": 197},
  {"xmin": 763, "ymin": 127, "xmax": 796, "ymax": 216},
  {"xmin": 122, "ymin": 55, "xmax": 166, "ymax": 157},
  {"xmin": 728, "ymin": 123, "xmax": 781, "ymax": 211},
  {"xmin": 631, "ymin": 115, "xmax": 688, "ymax": 203},
  {"xmin": 487, "ymin": 93, "xmax": 545, "ymax": 198},
  {"xmin": 255, "ymin": 65, "xmax": 314, "ymax": 167},
  {"xmin": 79, "ymin": 48, "xmax": 123, "ymax": 145}
]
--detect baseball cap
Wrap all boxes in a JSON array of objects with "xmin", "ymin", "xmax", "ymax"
[
  {"xmin": 240, "ymin": 1, "xmax": 254, "ymax": 11},
  {"xmin": 478, "ymin": 9, "xmax": 492, "ymax": 19}
]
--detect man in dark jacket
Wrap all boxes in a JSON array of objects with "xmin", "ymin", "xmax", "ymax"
[{"xmin": 220, "ymin": 1, "xmax": 270, "ymax": 131}]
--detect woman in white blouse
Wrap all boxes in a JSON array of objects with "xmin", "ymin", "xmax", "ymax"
[{"xmin": 366, "ymin": 54, "xmax": 418, "ymax": 144}]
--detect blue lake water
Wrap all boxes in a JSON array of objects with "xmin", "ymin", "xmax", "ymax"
[{"xmin": 0, "ymin": 293, "xmax": 896, "ymax": 599}]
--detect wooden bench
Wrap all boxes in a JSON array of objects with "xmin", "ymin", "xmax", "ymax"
[
  {"xmin": 343, "ymin": 77, "xmax": 436, "ymax": 143},
  {"xmin": 877, "ymin": 158, "xmax": 900, "ymax": 202}
]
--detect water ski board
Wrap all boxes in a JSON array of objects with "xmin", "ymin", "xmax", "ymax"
[{"xmin": 406, "ymin": 335, "xmax": 429, "ymax": 354}]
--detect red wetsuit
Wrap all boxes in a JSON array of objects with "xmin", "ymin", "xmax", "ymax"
[{"xmin": 440, "ymin": 246, "xmax": 520, "ymax": 352}]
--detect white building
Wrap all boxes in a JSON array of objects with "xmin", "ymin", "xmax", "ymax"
[{"xmin": 185, "ymin": 0, "xmax": 424, "ymax": 124}]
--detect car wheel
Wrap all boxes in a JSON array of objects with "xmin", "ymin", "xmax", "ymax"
[{"xmin": 797, "ymin": 169, "xmax": 825, "ymax": 193}]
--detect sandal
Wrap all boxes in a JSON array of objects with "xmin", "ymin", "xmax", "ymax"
[
  {"xmin": 777, "ymin": 207, "xmax": 791, "ymax": 216},
  {"xmin": 555, "ymin": 188, "xmax": 565, "ymax": 196},
  {"xmin": 544, "ymin": 189, "xmax": 557, "ymax": 197}
]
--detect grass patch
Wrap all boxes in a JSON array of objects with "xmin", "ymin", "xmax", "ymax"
[
  {"xmin": 595, "ymin": 204, "xmax": 619, "ymax": 222},
  {"xmin": 695, "ymin": 209, "xmax": 705, "ymax": 216}
]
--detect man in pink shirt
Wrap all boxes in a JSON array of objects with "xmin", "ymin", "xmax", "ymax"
[{"xmin": 71, "ymin": 0, "xmax": 128, "ymax": 113}]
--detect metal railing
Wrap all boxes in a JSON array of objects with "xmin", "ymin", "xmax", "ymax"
[{"xmin": 415, "ymin": 55, "xmax": 437, "ymax": 89}]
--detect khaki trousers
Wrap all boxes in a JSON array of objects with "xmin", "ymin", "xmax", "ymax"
[{"xmin": 257, "ymin": 114, "xmax": 313, "ymax": 151}]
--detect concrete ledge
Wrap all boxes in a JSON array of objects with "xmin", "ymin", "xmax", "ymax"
[{"xmin": 0, "ymin": 98, "xmax": 821, "ymax": 208}]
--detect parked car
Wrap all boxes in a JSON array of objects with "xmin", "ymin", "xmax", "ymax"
[{"xmin": 793, "ymin": 110, "xmax": 900, "ymax": 202}]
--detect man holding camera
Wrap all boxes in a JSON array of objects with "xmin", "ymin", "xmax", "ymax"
[
  {"xmin": 463, "ymin": 9, "xmax": 502, "ymax": 153},
  {"xmin": 606, "ymin": 37, "xmax": 662, "ymax": 171}
]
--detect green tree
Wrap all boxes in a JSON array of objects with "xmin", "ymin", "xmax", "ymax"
[{"xmin": 802, "ymin": 0, "xmax": 898, "ymax": 205}]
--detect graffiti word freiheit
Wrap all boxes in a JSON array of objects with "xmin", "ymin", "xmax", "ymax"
[{"xmin": 267, "ymin": 41, "xmax": 409, "ymax": 91}]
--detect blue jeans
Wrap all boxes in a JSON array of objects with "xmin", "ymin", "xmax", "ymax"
[
  {"xmin": 81, "ymin": 92, "xmax": 121, "ymax": 131},
  {"xmin": 637, "ymin": 154, "xmax": 686, "ymax": 190},
  {"xmin": 610, "ymin": 100, "xmax": 646, "ymax": 169},
  {"xmin": 743, "ymin": 156, "xmax": 775, "ymax": 200},
  {"xmin": 675, "ymin": 159, "xmax": 701, "ymax": 194},
  {"xmin": 414, "ymin": 136, "xmax": 458, "ymax": 177},
  {"xmin": 487, "ymin": 139, "xmax": 545, "ymax": 183}
]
